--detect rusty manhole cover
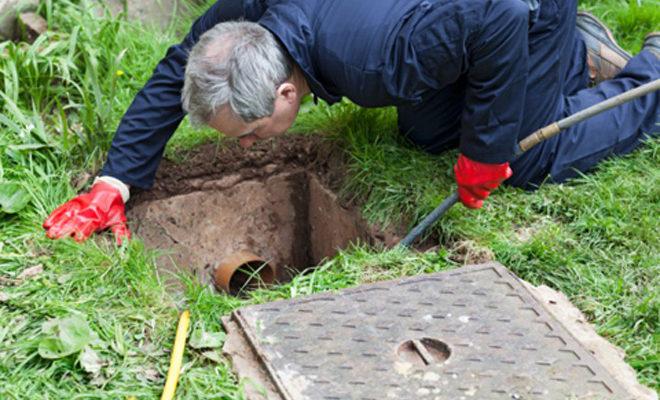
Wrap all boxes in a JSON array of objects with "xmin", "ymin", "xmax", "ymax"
[{"xmin": 222, "ymin": 263, "xmax": 632, "ymax": 399}]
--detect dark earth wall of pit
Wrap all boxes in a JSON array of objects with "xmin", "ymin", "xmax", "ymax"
[{"xmin": 128, "ymin": 171, "xmax": 375, "ymax": 287}]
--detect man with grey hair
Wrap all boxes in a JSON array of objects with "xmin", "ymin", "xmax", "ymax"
[
  {"xmin": 44, "ymin": 0, "xmax": 659, "ymax": 244},
  {"xmin": 180, "ymin": 21, "xmax": 311, "ymax": 150}
]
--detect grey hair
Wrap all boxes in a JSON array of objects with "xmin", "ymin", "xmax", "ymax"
[{"xmin": 182, "ymin": 21, "xmax": 293, "ymax": 125}]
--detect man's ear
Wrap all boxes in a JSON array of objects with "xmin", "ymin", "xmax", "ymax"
[{"xmin": 276, "ymin": 82, "xmax": 297, "ymax": 103}]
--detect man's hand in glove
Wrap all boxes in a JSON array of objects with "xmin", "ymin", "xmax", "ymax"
[
  {"xmin": 453, "ymin": 154, "xmax": 513, "ymax": 209},
  {"xmin": 43, "ymin": 179, "xmax": 130, "ymax": 244}
]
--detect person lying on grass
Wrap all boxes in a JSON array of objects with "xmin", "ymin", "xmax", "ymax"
[{"xmin": 43, "ymin": 0, "xmax": 660, "ymax": 244}]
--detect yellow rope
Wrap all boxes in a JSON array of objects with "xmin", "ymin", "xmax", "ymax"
[{"xmin": 160, "ymin": 310, "xmax": 191, "ymax": 400}]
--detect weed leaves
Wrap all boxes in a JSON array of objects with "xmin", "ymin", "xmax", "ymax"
[
  {"xmin": 37, "ymin": 315, "xmax": 99, "ymax": 359},
  {"xmin": 79, "ymin": 347, "xmax": 105, "ymax": 376},
  {"xmin": 188, "ymin": 328, "xmax": 225, "ymax": 350},
  {"xmin": 0, "ymin": 182, "xmax": 31, "ymax": 214}
]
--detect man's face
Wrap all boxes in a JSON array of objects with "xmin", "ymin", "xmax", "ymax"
[{"xmin": 208, "ymin": 82, "xmax": 301, "ymax": 148}]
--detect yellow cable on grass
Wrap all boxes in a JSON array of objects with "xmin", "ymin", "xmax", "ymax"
[{"xmin": 161, "ymin": 310, "xmax": 191, "ymax": 400}]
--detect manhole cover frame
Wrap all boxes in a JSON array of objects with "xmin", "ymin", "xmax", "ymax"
[{"xmin": 222, "ymin": 262, "xmax": 633, "ymax": 399}]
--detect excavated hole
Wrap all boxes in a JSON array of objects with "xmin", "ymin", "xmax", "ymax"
[
  {"xmin": 124, "ymin": 136, "xmax": 440, "ymax": 292},
  {"xmin": 128, "ymin": 168, "xmax": 391, "ymax": 291}
]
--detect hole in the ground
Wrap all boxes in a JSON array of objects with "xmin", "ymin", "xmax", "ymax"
[
  {"xmin": 128, "ymin": 165, "xmax": 393, "ymax": 291},
  {"xmin": 126, "ymin": 137, "xmax": 440, "ymax": 292}
]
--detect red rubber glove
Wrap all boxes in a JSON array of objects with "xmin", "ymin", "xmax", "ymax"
[
  {"xmin": 43, "ymin": 182, "xmax": 130, "ymax": 244},
  {"xmin": 454, "ymin": 154, "xmax": 513, "ymax": 209}
]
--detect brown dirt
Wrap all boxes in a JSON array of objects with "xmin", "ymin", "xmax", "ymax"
[
  {"xmin": 127, "ymin": 135, "xmax": 401, "ymax": 291},
  {"xmin": 446, "ymin": 239, "xmax": 495, "ymax": 265},
  {"xmin": 130, "ymin": 135, "xmax": 346, "ymax": 204}
]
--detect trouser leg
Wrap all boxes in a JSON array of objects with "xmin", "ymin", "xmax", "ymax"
[
  {"xmin": 564, "ymin": 30, "xmax": 590, "ymax": 96},
  {"xmin": 509, "ymin": 51, "xmax": 659, "ymax": 187},
  {"xmin": 514, "ymin": 0, "xmax": 586, "ymax": 143},
  {"xmin": 397, "ymin": 0, "xmax": 659, "ymax": 190},
  {"xmin": 397, "ymin": 0, "xmax": 588, "ymax": 164}
]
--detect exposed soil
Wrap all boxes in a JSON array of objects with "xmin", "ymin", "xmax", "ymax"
[
  {"xmin": 446, "ymin": 239, "xmax": 495, "ymax": 265},
  {"xmin": 131, "ymin": 136, "xmax": 346, "ymax": 203},
  {"xmin": 128, "ymin": 135, "xmax": 401, "ymax": 291}
]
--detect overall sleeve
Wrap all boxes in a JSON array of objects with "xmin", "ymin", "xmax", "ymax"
[
  {"xmin": 100, "ymin": 0, "xmax": 246, "ymax": 189},
  {"xmin": 459, "ymin": 0, "xmax": 530, "ymax": 164}
]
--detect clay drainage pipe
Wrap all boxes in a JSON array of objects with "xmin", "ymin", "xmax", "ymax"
[{"xmin": 213, "ymin": 251, "xmax": 276, "ymax": 296}]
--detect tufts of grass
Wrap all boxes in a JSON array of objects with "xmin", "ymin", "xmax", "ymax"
[
  {"xmin": 579, "ymin": 0, "xmax": 660, "ymax": 53},
  {"xmin": 0, "ymin": 0, "xmax": 658, "ymax": 397},
  {"xmin": 0, "ymin": 1, "xmax": 245, "ymax": 398}
]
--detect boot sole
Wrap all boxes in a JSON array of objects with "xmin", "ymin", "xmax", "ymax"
[
  {"xmin": 576, "ymin": 11, "xmax": 632, "ymax": 61},
  {"xmin": 643, "ymin": 32, "xmax": 660, "ymax": 56}
]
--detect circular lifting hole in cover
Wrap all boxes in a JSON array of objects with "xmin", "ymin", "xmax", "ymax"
[{"xmin": 396, "ymin": 338, "xmax": 451, "ymax": 366}]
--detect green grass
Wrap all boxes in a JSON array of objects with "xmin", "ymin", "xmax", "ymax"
[{"xmin": 1, "ymin": 0, "xmax": 658, "ymax": 398}]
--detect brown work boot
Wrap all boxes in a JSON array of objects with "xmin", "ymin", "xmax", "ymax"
[
  {"xmin": 642, "ymin": 32, "xmax": 660, "ymax": 59},
  {"xmin": 577, "ymin": 12, "xmax": 631, "ymax": 84}
]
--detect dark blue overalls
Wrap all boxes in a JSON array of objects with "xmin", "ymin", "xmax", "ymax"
[{"xmin": 101, "ymin": 0, "xmax": 659, "ymax": 190}]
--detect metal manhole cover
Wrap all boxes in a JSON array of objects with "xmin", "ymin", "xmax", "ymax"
[{"xmin": 222, "ymin": 263, "xmax": 632, "ymax": 399}]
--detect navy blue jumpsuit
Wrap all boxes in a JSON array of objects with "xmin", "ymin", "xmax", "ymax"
[{"xmin": 100, "ymin": 0, "xmax": 659, "ymax": 190}]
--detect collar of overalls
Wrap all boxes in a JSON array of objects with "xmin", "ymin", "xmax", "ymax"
[{"xmin": 257, "ymin": 3, "xmax": 342, "ymax": 106}]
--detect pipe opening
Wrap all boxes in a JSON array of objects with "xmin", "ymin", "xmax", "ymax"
[{"xmin": 214, "ymin": 251, "xmax": 276, "ymax": 296}]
